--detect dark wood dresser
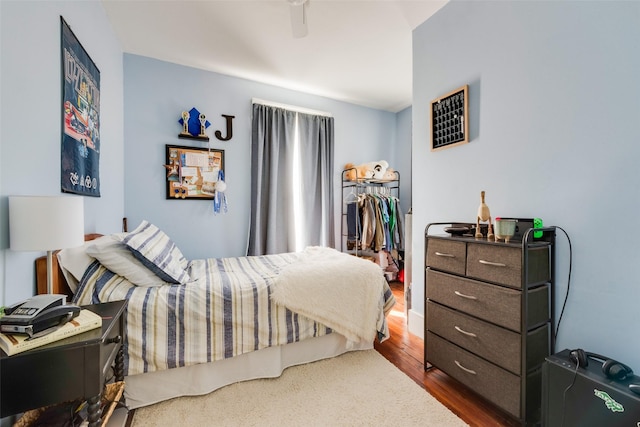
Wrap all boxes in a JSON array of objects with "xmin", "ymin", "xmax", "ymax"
[{"xmin": 424, "ymin": 223, "xmax": 555, "ymax": 425}]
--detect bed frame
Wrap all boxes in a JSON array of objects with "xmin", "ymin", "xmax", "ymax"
[{"xmin": 35, "ymin": 233, "xmax": 102, "ymax": 296}]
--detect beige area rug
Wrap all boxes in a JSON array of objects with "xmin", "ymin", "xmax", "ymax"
[{"xmin": 130, "ymin": 349, "xmax": 467, "ymax": 426}]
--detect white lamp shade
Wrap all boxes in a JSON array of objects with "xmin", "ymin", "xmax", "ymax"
[{"xmin": 9, "ymin": 196, "xmax": 85, "ymax": 251}]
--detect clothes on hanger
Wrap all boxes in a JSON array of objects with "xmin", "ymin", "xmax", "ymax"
[
  {"xmin": 345, "ymin": 190, "xmax": 404, "ymax": 253},
  {"xmin": 346, "ymin": 202, "xmax": 359, "ymax": 250}
]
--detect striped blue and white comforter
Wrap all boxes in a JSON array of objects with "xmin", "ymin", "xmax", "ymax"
[{"xmin": 73, "ymin": 251, "xmax": 395, "ymax": 376}]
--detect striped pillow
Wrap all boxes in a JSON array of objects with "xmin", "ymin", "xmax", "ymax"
[
  {"xmin": 86, "ymin": 234, "xmax": 168, "ymax": 287},
  {"xmin": 121, "ymin": 221, "xmax": 190, "ymax": 284}
]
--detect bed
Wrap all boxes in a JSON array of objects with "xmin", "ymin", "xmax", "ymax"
[{"xmin": 52, "ymin": 220, "xmax": 396, "ymax": 409}]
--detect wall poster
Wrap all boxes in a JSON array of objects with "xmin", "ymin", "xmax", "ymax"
[
  {"xmin": 165, "ymin": 144, "xmax": 225, "ymax": 200},
  {"xmin": 60, "ymin": 16, "xmax": 101, "ymax": 196}
]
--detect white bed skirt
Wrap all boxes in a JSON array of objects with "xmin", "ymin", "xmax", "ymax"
[{"xmin": 124, "ymin": 333, "xmax": 372, "ymax": 409}]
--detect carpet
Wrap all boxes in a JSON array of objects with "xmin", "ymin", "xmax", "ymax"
[{"xmin": 130, "ymin": 349, "xmax": 467, "ymax": 426}]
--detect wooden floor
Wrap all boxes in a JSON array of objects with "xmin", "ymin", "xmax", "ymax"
[{"xmin": 374, "ymin": 281, "xmax": 521, "ymax": 427}]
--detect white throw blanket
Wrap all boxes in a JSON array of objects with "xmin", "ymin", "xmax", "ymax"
[{"xmin": 270, "ymin": 246, "xmax": 386, "ymax": 345}]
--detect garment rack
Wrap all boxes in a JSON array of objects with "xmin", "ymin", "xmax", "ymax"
[{"xmin": 340, "ymin": 167, "xmax": 401, "ymax": 263}]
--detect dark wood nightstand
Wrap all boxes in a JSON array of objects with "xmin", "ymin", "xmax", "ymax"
[{"xmin": 1, "ymin": 299, "xmax": 127, "ymax": 426}]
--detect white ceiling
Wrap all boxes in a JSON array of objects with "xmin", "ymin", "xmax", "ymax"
[{"xmin": 101, "ymin": 0, "xmax": 447, "ymax": 112}]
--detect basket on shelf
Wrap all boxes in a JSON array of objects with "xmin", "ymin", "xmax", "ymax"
[
  {"xmin": 101, "ymin": 380, "xmax": 126, "ymax": 425},
  {"xmin": 14, "ymin": 381, "xmax": 125, "ymax": 427}
]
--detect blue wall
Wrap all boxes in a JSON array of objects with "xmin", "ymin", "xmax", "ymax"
[
  {"xmin": 0, "ymin": 2, "xmax": 411, "ymax": 307},
  {"xmin": 123, "ymin": 54, "xmax": 403, "ymax": 259},
  {"xmin": 0, "ymin": 1, "xmax": 125, "ymax": 305},
  {"xmin": 411, "ymin": 1, "xmax": 640, "ymax": 369}
]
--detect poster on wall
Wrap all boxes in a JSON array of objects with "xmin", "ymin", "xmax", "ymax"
[{"xmin": 60, "ymin": 16, "xmax": 101, "ymax": 197}]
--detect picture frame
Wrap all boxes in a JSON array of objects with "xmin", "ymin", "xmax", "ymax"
[
  {"xmin": 165, "ymin": 144, "xmax": 224, "ymax": 200},
  {"xmin": 430, "ymin": 85, "xmax": 469, "ymax": 152}
]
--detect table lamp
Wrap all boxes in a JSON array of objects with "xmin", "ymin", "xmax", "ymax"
[{"xmin": 9, "ymin": 196, "xmax": 84, "ymax": 294}]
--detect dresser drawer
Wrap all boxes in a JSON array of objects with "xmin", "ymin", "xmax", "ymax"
[
  {"xmin": 467, "ymin": 243, "xmax": 522, "ymax": 288},
  {"xmin": 426, "ymin": 238, "xmax": 466, "ymax": 275},
  {"xmin": 427, "ymin": 301, "xmax": 521, "ymax": 374},
  {"xmin": 427, "ymin": 269, "xmax": 518, "ymax": 330},
  {"xmin": 427, "ymin": 269, "xmax": 550, "ymax": 331},
  {"xmin": 428, "ymin": 302, "xmax": 551, "ymax": 374},
  {"xmin": 427, "ymin": 332, "xmax": 520, "ymax": 417},
  {"xmin": 467, "ymin": 243, "xmax": 551, "ymax": 289}
]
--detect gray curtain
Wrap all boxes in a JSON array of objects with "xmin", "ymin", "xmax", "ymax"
[{"xmin": 248, "ymin": 103, "xmax": 334, "ymax": 255}]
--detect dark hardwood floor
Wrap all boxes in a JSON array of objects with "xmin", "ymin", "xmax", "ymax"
[{"xmin": 374, "ymin": 281, "xmax": 521, "ymax": 427}]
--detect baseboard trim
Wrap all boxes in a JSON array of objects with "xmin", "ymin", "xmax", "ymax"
[{"xmin": 407, "ymin": 309, "xmax": 424, "ymax": 339}]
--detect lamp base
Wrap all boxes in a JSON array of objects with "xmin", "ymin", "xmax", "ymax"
[
  {"xmin": 46, "ymin": 250, "xmax": 55, "ymax": 294},
  {"xmin": 35, "ymin": 253, "xmax": 72, "ymax": 296}
]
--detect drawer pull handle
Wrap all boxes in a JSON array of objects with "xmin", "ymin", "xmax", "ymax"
[
  {"xmin": 106, "ymin": 335, "xmax": 122, "ymax": 345},
  {"xmin": 454, "ymin": 291, "xmax": 477, "ymax": 300},
  {"xmin": 435, "ymin": 251, "xmax": 455, "ymax": 258},
  {"xmin": 454, "ymin": 360, "xmax": 477, "ymax": 375},
  {"xmin": 454, "ymin": 326, "xmax": 477, "ymax": 337},
  {"xmin": 478, "ymin": 259, "xmax": 506, "ymax": 267}
]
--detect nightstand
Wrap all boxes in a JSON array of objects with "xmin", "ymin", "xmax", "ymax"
[{"xmin": 1, "ymin": 299, "xmax": 127, "ymax": 427}]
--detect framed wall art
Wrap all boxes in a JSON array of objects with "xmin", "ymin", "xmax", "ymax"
[
  {"xmin": 430, "ymin": 84, "xmax": 469, "ymax": 152},
  {"xmin": 165, "ymin": 144, "xmax": 225, "ymax": 200},
  {"xmin": 60, "ymin": 16, "xmax": 101, "ymax": 196}
]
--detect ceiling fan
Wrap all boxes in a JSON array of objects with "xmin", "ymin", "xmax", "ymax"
[{"xmin": 287, "ymin": 0, "xmax": 308, "ymax": 38}]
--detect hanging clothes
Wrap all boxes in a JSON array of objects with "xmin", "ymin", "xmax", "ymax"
[
  {"xmin": 393, "ymin": 201, "xmax": 405, "ymax": 251},
  {"xmin": 345, "ymin": 201, "xmax": 360, "ymax": 249},
  {"xmin": 361, "ymin": 196, "xmax": 376, "ymax": 249},
  {"xmin": 355, "ymin": 191, "xmax": 404, "ymax": 253}
]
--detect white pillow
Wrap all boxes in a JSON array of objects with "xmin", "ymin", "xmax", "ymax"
[
  {"xmin": 85, "ymin": 234, "xmax": 168, "ymax": 287},
  {"xmin": 56, "ymin": 241, "xmax": 96, "ymax": 292},
  {"xmin": 120, "ymin": 221, "xmax": 191, "ymax": 284}
]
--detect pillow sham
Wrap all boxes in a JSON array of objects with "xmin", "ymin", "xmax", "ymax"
[
  {"xmin": 86, "ymin": 234, "xmax": 168, "ymax": 287},
  {"xmin": 56, "ymin": 241, "xmax": 96, "ymax": 292},
  {"xmin": 120, "ymin": 221, "xmax": 190, "ymax": 284}
]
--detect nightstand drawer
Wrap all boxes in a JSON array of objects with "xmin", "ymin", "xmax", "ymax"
[
  {"xmin": 101, "ymin": 321, "xmax": 123, "ymax": 380},
  {"xmin": 427, "ymin": 301, "xmax": 521, "ymax": 374},
  {"xmin": 427, "ymin": 332, "xmax": 520, "ymax": 417},
  {"xmin": 426, "ymin": 238, "xmax": 466, "ymax": 275}
]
